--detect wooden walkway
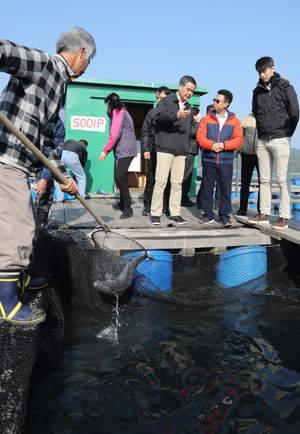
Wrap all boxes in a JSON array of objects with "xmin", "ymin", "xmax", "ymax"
[{"xmin": 47, "ymin": 194, "xmax": 300, "ymax": 252}]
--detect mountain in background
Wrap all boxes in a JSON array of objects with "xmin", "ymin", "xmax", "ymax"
[
  {"xmin": 289, "ymin": 147, "xmax": 300, "ymax": 172},
  {"xmin": 198, "ymin": 147, "xmax": 300, "ymax": 173}
]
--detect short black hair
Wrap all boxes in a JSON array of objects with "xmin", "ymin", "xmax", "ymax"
[
  {"xmin": 217, "ymin": 89, "xmax": 233, "ymax": 106},
  {"xmin": 79, "ymin": 139, "xmax": 88, "ymax": 147},
  {"xmin": 191, "ymin": 107, "xmax": 199, "ymax": 116},
  {"xmin": 179, "ymin": 75, "xmax": 197, "ymax": 87},
  {"xmin": 206, "ymin": 104, "xmax": 214, "ymax": 114},
  {"xmin": 255, "ymin": 56, "xmax": 274, "ymax": 73},
  {"xmin": 156, "ymin": 86, "xmax": 171, "ymax": 96}
]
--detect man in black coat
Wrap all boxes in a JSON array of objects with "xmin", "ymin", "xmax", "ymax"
[
  {"xmin": 150, "ymin": 75, "xmax": 196, "ymax": 225},
  {"xmin": 248, "ymin": 57, "xmax": 299, "ymax": 230}
]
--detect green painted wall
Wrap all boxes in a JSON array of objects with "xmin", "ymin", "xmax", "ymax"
[{"xmin": 65, "ymin": 78, "xmax": 209, "ymax": 194}]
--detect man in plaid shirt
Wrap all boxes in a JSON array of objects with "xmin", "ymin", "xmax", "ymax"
[{"xmin": 0, "ymin": 27, "xmax": 96, "ymax": 325}]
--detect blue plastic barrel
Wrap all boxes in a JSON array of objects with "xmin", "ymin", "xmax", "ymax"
[
  {"xmin": 293, "ymin": 180, "xmax": 300, "ymax": 210},
  {"xmin": 124, "ymin": 250, "xmax": 173, "ymax": 292},
  {"xmin": 216, "ymin": 245, "xmax": 267, "ymax": 288},
  {"xmin": 54, "ymin": 184, "xmax": 76, "ymax": 200}
]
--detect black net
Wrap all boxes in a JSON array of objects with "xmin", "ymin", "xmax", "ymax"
[
  {"xmin": 0, "ymin": 222, "xmax": 298, "ymax": 433},
  {"xmin": 32, "ymin": 222, "xmax": 296, "ymax": 313},
  {"xmin": 0, "ymin": 287, "xmax": 64, "ymax": 434}
]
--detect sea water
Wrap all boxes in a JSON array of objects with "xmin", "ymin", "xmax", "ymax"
[{"xmin": 27, "ymin": 264, "xmax": 300, "ymax": 434}]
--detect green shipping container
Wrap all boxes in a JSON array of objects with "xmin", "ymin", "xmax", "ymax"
[{"xmin": 64, "ymin": 78, "xmax": 209, "ymax": 195}]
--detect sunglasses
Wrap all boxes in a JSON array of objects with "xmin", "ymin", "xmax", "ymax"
[{"xmin": 213, "ymin": 98, "xmax": 226, "ymax": 104}]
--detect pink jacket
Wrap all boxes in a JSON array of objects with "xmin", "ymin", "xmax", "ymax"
[{"xmin": 103, "ymin": 108, "xmax": 137, "ymax": 159}]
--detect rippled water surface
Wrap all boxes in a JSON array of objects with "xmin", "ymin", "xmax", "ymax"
[{"xmin": 28, "ymin": 266, "xmax": 300, "ymax": 434}]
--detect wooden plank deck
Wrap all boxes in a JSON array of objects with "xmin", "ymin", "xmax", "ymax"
[
  {"xmin": 49, "ymin": 196, "xmax": 272, "ymax": 251},
  {"xmin": 48, "ymin": 194, "xmax": 300, "ymax": 251}
]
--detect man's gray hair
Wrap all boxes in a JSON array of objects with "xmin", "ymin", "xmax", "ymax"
[
  {"xmin": 179, "ymin": 75, "xmax": 197, "ymax": 87},
  {"xmin": 56, "ymin": 27, "xmax": 96, "ymax": 60}
]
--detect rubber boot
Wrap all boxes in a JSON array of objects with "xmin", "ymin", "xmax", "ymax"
[
  {"xmin": 17, "ymin": 271, "xmax": 48, "ymax": 291},
  {"xmin": 0, "ymin": 271, "xmax": 46, "ymax": 325}
]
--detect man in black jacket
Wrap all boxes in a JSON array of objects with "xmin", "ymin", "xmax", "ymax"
[
  {"xmin": 181, "ymin": 106, "xmax": 201, "ymax": 206},
  {"xmin": 150, "ymin": 75, "xmax": 196, "ymax": 225},
  {"xmin": 141, "ymin": 86, "xmax": 171, "ymax": 216},
  {"xmin": 248, "ymin": 57, "xmax": 299, "ymax": 230}
]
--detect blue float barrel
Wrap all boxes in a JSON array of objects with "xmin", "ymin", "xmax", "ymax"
[
  {"xmin": 293, "ymin": 180, "xmax": 300, "ymax": 210},
  {"xmin": 216, "ymin": 245, "xmax": 267, "ymax": 288},
  {"xmin": 124, "ymin": 250, "xmax": 173, "ymax": 292}
]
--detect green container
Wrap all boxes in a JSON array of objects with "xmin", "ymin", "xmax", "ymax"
[{"xmin": 65, "ymin": 78, "xmax": 209, "ymax": 194}]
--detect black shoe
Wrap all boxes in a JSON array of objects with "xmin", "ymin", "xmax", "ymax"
[
  {"xmin": 162, "ymin": 208, "xmax": 170, "ymax": 216},
  {"xmin": 142, "ymin": 207, "xmax": 150, "ymax": 216},
  {"xmin": 181, "ymin": 201, "xmax": 196, "ymax": 207},
  {"xmin": 197, "ymin": 204, "xmax": 203, "ymax": 209},
  {"xmin": 170, "ymin": 216, "xmax": 187, "ymax": 225},
  {"xmin": 151, "ymin": 216, "xmax": 161, "ymax": 225},
  {"xmin": 120, "ymin": 207, "xmax": 133, "ymax": 219},
  {"xmin": 112, "ymin": 202, "xmax": 124, "ymax": 211},
  {"xmin": 236, "ymin": 209, "xmax": 247, "ymax": 216}
]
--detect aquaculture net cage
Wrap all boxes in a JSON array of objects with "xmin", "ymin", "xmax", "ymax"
[
  {"xmin": 0, "ymin": 287, "xmax": 64, "ymax": 434},
  {"xmin": 0, "ymin": 221, "xmax": 298, "ymax": 434},
  {"xmin": 31, "ymin": 222, "xmax": 297, "ymax": 312}
]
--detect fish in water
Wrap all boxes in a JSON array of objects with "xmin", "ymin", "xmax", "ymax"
[
  {"xmin": 96, "ymin": 324, "xmax": 117, "ymax": 339},
  {"xmin": 94, "ymin": 253, "xmax": 147, "ymax": 295}
]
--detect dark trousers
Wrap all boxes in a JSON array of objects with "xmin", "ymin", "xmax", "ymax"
[
  {"xmin": 197, "ymin": 172, "xmax": 220, "ymax": 207},
  {"xmin": 181, "ymin": 153, "xmax": 196, "ymax": 204},
  {"xmin": 115, "ymin": 157, "xmax": 134, "ymax": 208},
  {"xmin": 240, "ymin": 152, "xmax": 260, "ymax": 213},
  {"xmin": 201, "ymin": 161, "xmax": 233, "ymax": 220},
  {"xmin": 144, "ymin": 152, "xmax": 170, "ymax": 211}
]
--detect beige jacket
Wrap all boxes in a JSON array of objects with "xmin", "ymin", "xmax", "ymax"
[{"xmin": 240, "ymin": 113, "xmax": 258, "ymax": 155}]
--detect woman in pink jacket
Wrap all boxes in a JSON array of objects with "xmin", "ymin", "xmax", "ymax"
[{"xmin": 98, "ymin": 93, "xmax": 137, "ymax": 219}]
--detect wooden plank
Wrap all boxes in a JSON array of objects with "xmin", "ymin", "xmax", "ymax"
[{"xmin": 234, "ymin": 214, "xmax": 300, "ymax": 246}]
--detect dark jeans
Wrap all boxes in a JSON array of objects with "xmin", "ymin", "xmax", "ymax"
[
  {"xmin": 115, "ymin": 157, "xmax": 134, "ymax": 208},
  {"xmin": 240, "ymin": 152, "xmax": 260, "ymax": 213},
  {"xmin": 201, "ymin": 161, "xmax": 233, "ymax": 221},
  {"xmin": 181, "ymin": 153, "xmax": 196, "ymax": 204},
  {"xmin": 197, "ymin": 171, "xmax": 220, "ymax": 207},
  {"xmin": 144, "ymin": 152, "xmax": 170, "ymax": 211}
]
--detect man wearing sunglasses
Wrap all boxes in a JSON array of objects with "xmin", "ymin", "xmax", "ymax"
[{"xmin": 197, "ymin": 90, "xmax": 243, "ymax": 227}]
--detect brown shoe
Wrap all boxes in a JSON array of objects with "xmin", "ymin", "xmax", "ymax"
[
  {"xmin": 272, "ymin": 217, "xmax": 288, "ymax": 230},
  {"xmin": 247, "ymin": 213, "xmax": 269, "ymax": 224}
]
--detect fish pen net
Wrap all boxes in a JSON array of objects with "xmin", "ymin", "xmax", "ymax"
[
  {"xmin": 32, "ymin": 222, "xmax": 297, "ymax": 312},
  {"xmin": 0, "ymin": 287, "xmax": 64, "ymax": 434},
  {"xmin": 0, "ymin": 222, "xmax": 297, "ymax": 433}
]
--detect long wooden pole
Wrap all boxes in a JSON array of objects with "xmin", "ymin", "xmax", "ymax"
[{"xmin": 0, "ymin": 111, "xmax": 110, "ymax": 232}]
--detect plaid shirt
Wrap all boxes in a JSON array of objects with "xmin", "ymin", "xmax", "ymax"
[{"xmin": 0, "ymin": 39, "xmax": 73, "ymax": 178}]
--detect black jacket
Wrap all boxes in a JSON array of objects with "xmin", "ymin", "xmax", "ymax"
[
  {"xmin": 153, "ymin": 93, "xmax": 194, "ymax": 156},
  {"xmin": 63, "ymin": 140, "xmax": 88, "ymax": 168},
  {"xmin": 141, "ymin": 108, "xmax": 155, "ymax": 153},
  {"xmin": 252, "ymin": 72, "xmax": 299, "ymax": 140},
  {"xmin": 188, "ymin": 121, "xmax": 200, "ymax": 155}
]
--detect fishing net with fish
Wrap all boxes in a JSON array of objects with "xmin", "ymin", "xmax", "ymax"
[
  {"xmin": 0, "ymin": 221, "xmax": 297, "ymax": 434},
  {"xmin": 29, "ymin": 221, "xmax": 297, "ymax": 312}
]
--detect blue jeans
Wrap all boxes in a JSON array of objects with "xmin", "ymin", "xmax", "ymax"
[{"xmin": 56, "ymin": 150, "xmax": 86, "ymax": 200}]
